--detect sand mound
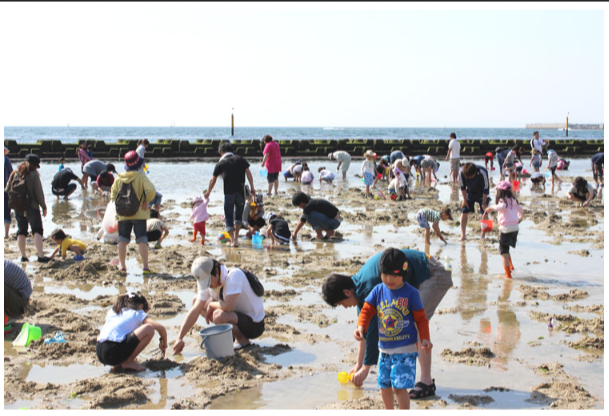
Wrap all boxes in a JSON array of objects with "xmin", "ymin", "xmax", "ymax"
[{"xmin": 440, "ymin": 347, "xmax": 494, "ymax": 366}]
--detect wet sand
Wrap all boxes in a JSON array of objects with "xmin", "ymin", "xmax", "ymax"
[{"xmin": 3, "ymin": 157, "xmax": 604, "ymax": 409}]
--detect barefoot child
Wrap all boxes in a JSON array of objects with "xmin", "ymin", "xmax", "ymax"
[
  {"xmin": 484, "ymin": 181, "xmax": 524, "ymax": 279},
  {"xmin": 49, "ymin": 229, "xmax": 87, "ymax": 261},
  {"xmin": 263, "ymin": 212, "xmax": 291, "ymax": 246},
  {"xmin": 361, "ymin": 150, "xmax": 377, "ymax": 198},
  {"xmin": 96, "ymin": 293, "xmax": 167, "ymax": 372},
  {"xmin": 544, "ymin": 150, "xmax": 562, "ymax": 186},
  {"xmin": 354, "ymin": 248, "xmax": 432, "ymax": 410},
  {"xmin": 318, "ymin": 167, "xmax": 336, "ymax": 184},
  {"xmin": 190, "ymin": 195, "xmax": 209, "ymax": 245},
  {"xmin": 301, "ymin": 163, "xmax": 314, "ymax": 185},
  {"xmin": 416, "ymin": 207, "xmax": 452, "ymax": 245}
]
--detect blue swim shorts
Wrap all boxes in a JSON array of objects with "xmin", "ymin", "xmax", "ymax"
[{"xmin": 377, "ymin": 351, "xmax": 418, "ymax": 390}]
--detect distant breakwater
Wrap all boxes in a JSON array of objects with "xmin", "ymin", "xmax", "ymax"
[
  {"xmin": 526, "ymin": 123, "xmax": 604, "ymax": 130},
  {"xmin": 4, "ymin": 138, "xmax": 604, "ymax": 160}
]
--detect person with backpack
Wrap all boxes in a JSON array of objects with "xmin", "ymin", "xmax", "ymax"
[
  {"xmin": 5, "ymin": 154, "xmax": 51, "ymax": 263},
  {"xmin": 110, "ymin": 151, "xmax": 157, "ymax": 275},
  {"xmin": 173, "ymin": 256, "xmax": 266, "ymax": 354},
  {"xmin": 4, "ymin": 147, "xmax": 14, "ymax": 239}
]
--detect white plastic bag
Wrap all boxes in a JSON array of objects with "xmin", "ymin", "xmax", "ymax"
[{"xmin": 101, "ymin": 201, "xmax": 119, "ymax": 234}]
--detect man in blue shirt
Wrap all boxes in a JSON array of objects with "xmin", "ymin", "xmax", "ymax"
[
  {"xmin": 322, "ymin": 248, "xmax": 453, "ymax": 399},
  {"xmin": 458, "ymin": 162, "xmax": 490, "ymax": 241}
]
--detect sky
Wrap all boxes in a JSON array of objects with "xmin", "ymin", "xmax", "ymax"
[{"xmin": 0, "ymin": 3, "xmax": 605, "ymax": 128}]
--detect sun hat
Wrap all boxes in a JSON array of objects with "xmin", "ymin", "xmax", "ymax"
[
  {"xmin": 364, "ymin": 150, "xmax": 377, "ymax": 158},
  {"xmin": 193, "ymin": 195, "xmax": 203, "ymax": 204},
  {"xmin": 191, "ymin": 257, "xmax": 215, "ymax": 292},
  {"xmin": 25, "ymin": 154, "xmax": 41, "ymax": 167},
  {"xmin": 124, "ymin": 150, "xmax": 144, "ymax": 171},
  {"xmin": 379, "ymin": 248, "xmax": 409, "ymax": 277},
  {"xmin": 496, "ymin": 181, "xmax": 512, "ymax": 191}
]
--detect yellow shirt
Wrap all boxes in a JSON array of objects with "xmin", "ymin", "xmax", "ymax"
[{"xmin": 60, "ymin": 238, "xmax": 87, "ymax": 256}]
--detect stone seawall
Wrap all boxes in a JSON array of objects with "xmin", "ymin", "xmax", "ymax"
[{"xmin": 3, "ymin": 138, "xmax": 604, "ymax": 160}]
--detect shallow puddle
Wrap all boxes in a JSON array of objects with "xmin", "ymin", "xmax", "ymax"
[{"xmin": 25, "ymin": 363, "xmax": 107, "ymax": 385}]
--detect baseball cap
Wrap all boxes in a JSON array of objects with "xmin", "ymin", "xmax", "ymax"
[
  {"xmin": 263, "ymin": 211, "xmax": 276, "ymax": 221},
  {"xmin": 379, "ymin": 248, "xmax": 409, "ymax": 277},
  {"xmin": 191, "ymin": 257, "xmax": 214, "ymax": 292},
  {"xmin": 496, "ymin": 181, "xmax": 512, "ymax": 191}
]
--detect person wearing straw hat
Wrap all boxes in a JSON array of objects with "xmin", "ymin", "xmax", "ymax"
[
  {"xmin": 173, "ymin": 257, "xmax": 266, "ymax": 354},
  {"xmin": 4, "ymin": 147, "xmax": 13, "ymax": 239},
  {"xmin": 361, "ymin": 150, "xmax": 377, "ymax": 198},
  {"xmin": 110, "ymin": 151, "xmax": 157, "ymax": 275},
  {"xmin": 328, "ymin": 150, "xmax": 352, "ymax": 180}
]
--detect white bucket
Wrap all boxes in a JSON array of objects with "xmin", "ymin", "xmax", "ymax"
[{"xmin": 199, "ymin": 324, "xmax": 235, "ymax": 360}]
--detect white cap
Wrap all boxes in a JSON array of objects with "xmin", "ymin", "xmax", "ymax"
[
  {"xmin": 191, "ymin": 256, "xmax": 214, "ymax": 292},
  {"xmin": 264, "ymin": 212, "xmax": 276, "ymax": 221}
]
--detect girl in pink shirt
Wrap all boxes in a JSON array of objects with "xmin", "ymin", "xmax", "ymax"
[
  {"xmin": 484, "ymin": 181, "xmax": 524, "ymax": 279},
  {"xmin": 190, "ymin": 195, "xmax": 210, "ymax": 245}
]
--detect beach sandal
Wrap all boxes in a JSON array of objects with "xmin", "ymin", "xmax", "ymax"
[
  {"xmin": 409, "ymin": 379, "xmax": 436, "ymax": 399},
  {"xmin": 154, "ymin": 243, "xmax": 162, "ymax": 249},
  {"xmin": 37, "ymin": 256, "xmax": 51, "ymax": 263},
  {"xmin": 19, "ymin": 257, "xmax": 29, "ymax": 262},
  {"xmin": 142, "ymin": 268, "xmax": 155, "ymax": 275},
  {"xmin": 118, "ymin": 268, "xmax": 127, "ymax": 276},
  {"xmin": 233, "ymin": 342, "xmax": 252, "ymax": 351},
  {"xmin": 74, "ymin": 254, "xmax": 84, "ymax": 261},
  {"xmin": 44, "ymin": 332, "xmax": 66, "ymax": 344}
]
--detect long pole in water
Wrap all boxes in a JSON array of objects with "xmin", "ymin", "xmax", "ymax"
[
  {"xmin": 566, "ymin": 113, "xmax": 569, "ymax": 137},
  {"xmin": 231, "ymin": 108, "xmax": 234, "ymax": 137}
]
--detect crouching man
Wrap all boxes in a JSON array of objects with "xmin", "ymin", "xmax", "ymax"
[{"xmin": 173, "ymin": 257, "xmax": 266, "ymax": 353}]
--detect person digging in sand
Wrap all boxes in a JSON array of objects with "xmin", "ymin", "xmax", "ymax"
[
  {"xmin": 322, "ymin": 248, "xmax": 453, "ymax": 400},
  {"xmin": 173, "ymin": 257, "xmax": 266, "ymax": 354},
  {"xmin": 291, "ymin": 191, "xmax": 342, "ymax": 241},
  {"xmin": 96, "ymin": 292, "xmax": 167, "ymax": 372},
  {"xmin": 458, "ymin": 162, "xmax": 490, "ymax": 241}
]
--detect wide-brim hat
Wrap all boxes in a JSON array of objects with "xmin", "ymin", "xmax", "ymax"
[
  {"xmin": 124, "ymin": 150, "xmax": 144, "ymax": 171},
  {"xmin": 364, "ymin": 150, "xmax": 377, "ymax": 158},
  {"xmin": 191, "ymin": 257, "xmax": 214, "ymax": 292}
]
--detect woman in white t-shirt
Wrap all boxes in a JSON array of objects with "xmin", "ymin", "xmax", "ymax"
[
  {"xmin": 173, "ymin": 257, "xmax": 266, "ymax": 353},
  {"xmin": 96, "ymin": 293, "xmax": 167, "ymax": 372},
  {"xmin": 567, "ymin": 177, "xmax": 596, "ymax": 207}
]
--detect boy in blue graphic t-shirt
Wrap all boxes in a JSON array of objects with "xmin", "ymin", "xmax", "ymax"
[{"xmin": 354, "ymin": 248, "xmax": 432, "ymax": 410}]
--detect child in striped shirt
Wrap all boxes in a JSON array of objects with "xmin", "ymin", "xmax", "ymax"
[{"xmin": 415, "ymin": 207, "xmax": 452, "ymax": 245}]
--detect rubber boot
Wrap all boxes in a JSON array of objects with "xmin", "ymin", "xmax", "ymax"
[
  {"xmin": 190, "ymin": 230, "xmax": 198, "ymax": 243},
  {"xmin": 504, "ymin": 266, "xmax": 512, "ymax": 279}
]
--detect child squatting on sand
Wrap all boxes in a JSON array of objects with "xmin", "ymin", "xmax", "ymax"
[
  {"xmin": 190, "ymin": 195, "xmax": 210, "ymax": 245},
  {"xmin": 354, "ymin": 248, "xmax": 432, "ymax": 410},
  {"xmin": 484, "ymin": 181, "xmax": 524, "ymax": 279},
  {"xmin": 49, "ymin": 229, "xmax": 87, "ymax": 261},
  {"xmin": 96, "ymin": 293, "xmax": 168, "ymax": 372},
  {"xmin": 416, "ymin": 207, "xmax": 452, "ymax": 245}
]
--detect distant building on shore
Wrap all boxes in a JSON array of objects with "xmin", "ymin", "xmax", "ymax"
[{"xmin": 526, "ymin": 123, "xmax": 604, "ymax": 130}]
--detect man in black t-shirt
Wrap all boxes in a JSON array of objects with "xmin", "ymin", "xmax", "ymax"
[
  {"xmin": 204, "ymin": 143, "xmax": 255, "ymax": 247},
  {"xmin": 291, "ymin": 191, "xmax": 342, "ymax": 241},
  {"xmin": 51, "ymin": 168, "xmax": 84, "ymax": 199}
]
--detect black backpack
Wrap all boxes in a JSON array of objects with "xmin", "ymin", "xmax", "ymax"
[
  {"xmin": 7, "ymin": 172, "xmax": 31, "ymax": 212},
  {"xmin": 115, "ymin": 182, "xmax": 143, "ymax": 217},
  {"xmin": 220, "ymin": 268, "xmax": 265, "ymax": 300}
]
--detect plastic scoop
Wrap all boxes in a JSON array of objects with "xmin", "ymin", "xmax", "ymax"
[
  {"xmin": 13, "ymin": 323, "xmax": 42, "ymax": 347},
  {"xmin": 337, "ymin": 372, "xmax": 353, "ymax": 383}
]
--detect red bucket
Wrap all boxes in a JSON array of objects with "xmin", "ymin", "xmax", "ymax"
[
  {"xmin": 512, "ymin": 181, "xmax": 520, "ymax": 192},
  {"xmin": 481, "ymin": 219, "xmax": 493, "ymax": 232}
]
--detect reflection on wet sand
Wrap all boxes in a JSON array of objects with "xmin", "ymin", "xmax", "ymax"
[{"xmin": 457, "ymin": 244, "xmax": 490, "ymax": 321}]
